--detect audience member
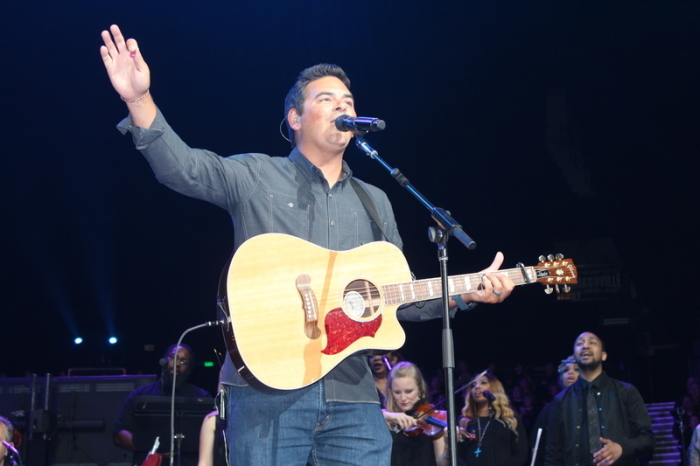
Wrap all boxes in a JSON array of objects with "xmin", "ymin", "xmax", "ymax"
[
  {"xmin": 113, "ymin": 344, "xmax": 212, "ymax": 463},
  {"xmin": 198, "ymin": 409, "xmax": 227, "ymax": 466},
  {"xmin": 545, "ymin": 332, "xmax": 654, "ymax": 466},
  {"xmin": 457, "ymin": 371, "xmax": 528, "ymax": 466},
  {"xmin": 529, "ymin": 355, "xmax": 579, "ymax": 466},
  {"xmin": 370, "ymin": 352, "xmax": 403, "ymax": 407},
  {"xmin": 0, "ymin": 416, "xmax": 15, "ymax": 466},
  {"xmin": 382, "ymin": 361, "xmax": 450, "ymax": 466},
  {"xmin": 690, "ymin": 423, "xmax": 700, "ymax": 466}
]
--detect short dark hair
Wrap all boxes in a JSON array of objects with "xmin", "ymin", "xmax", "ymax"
[
  {"xmin": 284, "ymin": 64, "xmax": 351, "ymax": 147},
  {"xmin": 574, "ymin": 331, "xmax": 606, "ymax": 353},
  {"xmin": 163, "ymin": 343, "xmax": 195, "ymax": 364}
]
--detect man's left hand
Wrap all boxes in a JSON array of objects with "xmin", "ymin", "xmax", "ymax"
[
  {"xmin": 465, "ymin": 252, "xmax": 515, "ymax": 304},
  {"xmin": 593, "ymin": 438, "xmax": 623, "ymax": 465}
]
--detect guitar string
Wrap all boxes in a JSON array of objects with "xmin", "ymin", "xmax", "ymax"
[
  {"xmin": 381, "ymin": 267, "xmax": 533, "ymax": 305},
  {"xmin": 381, "ymin": 264, "xmax": 573, "ymax": 305}
]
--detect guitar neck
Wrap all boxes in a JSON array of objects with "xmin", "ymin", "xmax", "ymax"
[{"xmin": 382, "ymin": 267, "xmax": 535, "ymax": 306}]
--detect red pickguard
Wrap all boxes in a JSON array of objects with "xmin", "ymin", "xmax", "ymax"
[{"xmin": 321, "ymin": 308, "xmax": 382, "ymax": 355}]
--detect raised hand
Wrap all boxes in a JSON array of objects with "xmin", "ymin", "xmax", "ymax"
[{"xmin": 99, "ymin": 25, "xmax": 150, "ymax": 102}]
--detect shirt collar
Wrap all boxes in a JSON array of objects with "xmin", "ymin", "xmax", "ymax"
[
  {"xmin": 575, "ymin": 371, "xmax": 606, "ymax": 392},
  {"xmin": 289, "ymin": 147, "xmax": 353, "ymax": 185}
]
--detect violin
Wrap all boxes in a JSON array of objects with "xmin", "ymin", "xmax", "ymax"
[
  {"xmin": 456, "ymin": 425, "xmax": 477, "ymax": 443},
  {"xmin": 402, "ymin": 400, "xmax": 448, "ymax": 439}
]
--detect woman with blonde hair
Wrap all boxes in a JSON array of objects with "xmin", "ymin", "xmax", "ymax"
[
  {"xmin": 382, "ymin": 361, "xmax": 451, "ymax": 466},
  {"xmin": 457, "ymin": 371, "xmax": 528, "ymax": 466}
]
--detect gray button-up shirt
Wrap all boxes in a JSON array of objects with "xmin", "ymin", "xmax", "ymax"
[{"xmin": 118, "ymin": 109, "xmax": 446, "ymax": 403}]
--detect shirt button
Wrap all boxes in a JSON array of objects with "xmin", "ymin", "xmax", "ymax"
[
  {"xmin": 329, "ymin": 193, "xmax": 333, "ymax": 198},
  {"xmin": 330, "ymin": 221, "xmax": 336, "ymax": 226},
  {"xmin": 577, "ymin": 426, "xmax": 580, "ymax": 429}
]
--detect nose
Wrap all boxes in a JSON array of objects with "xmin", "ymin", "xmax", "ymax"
[{"xmin": 334, "ymin": 99, "xmax": 349, "ymax": 113}]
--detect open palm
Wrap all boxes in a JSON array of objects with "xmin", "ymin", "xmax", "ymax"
[{"xmin": 99, "ymin": 24, "xmax": 150, "ymax": 101}]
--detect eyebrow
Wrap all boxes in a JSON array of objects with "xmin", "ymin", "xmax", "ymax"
[
  {"xmin": 576, "ymin": 337, "xmax": 599, "ymax": 344},
  {"xmin": 315, "ymin": 91, "xmax": 354, "ymax": 100}
]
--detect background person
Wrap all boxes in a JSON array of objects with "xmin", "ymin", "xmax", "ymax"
[
  {"xmin": 113, "ymin": 344, "xmax": 211, "ymax": 454},
  {"xmin": 382, "ymin": 361, "xmax": 450, "ymax": 466},
  {"xmin": 457, "ymin": 372, "xmax": 528, "ymax": 466},
  {"xmin": 530, "ymin": 355, "xmax": 580, "ymax": 466},
  {"xmin": 545, "ymin": 332, "xmax": 654, "ymax": 466},
  {"xmin": 0, "ymin": 416, "xmax": 15, "ymax": 466}
]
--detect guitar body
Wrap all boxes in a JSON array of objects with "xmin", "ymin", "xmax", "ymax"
[{"xmin": 220, "ymin": 233, "xmax": 409, "ymax": 391}]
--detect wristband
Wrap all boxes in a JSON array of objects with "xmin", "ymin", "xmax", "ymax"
[
  {"xmin": 121, "ymin": 89, "xmax": 150, "ymax": 103},
  {"xmin": 452, "ymin": 294, "xmax": 477, "ymax": 311}
]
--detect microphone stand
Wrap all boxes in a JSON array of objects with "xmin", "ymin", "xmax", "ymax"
[
  {"xmin": 168, "ymin": 319, "xmax": 227, "ymax": 466},
  {"xmin": 677, "ymin": 408, "xmax": 687, "ymax": 466},
  {"xmin": 354, "ymin": 135, "xmax": 476, "ymax": 466}
]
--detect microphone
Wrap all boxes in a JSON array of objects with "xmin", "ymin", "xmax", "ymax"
[
  {"xmin": 482, "ymin": 390, "xmax": 496, "ymax": 403},
  {"xmin": 335, "ymin": 115, "xmax": 386, "ymax": 133},
  {"xmin": 2, "ymin": 441, "xmax": 19, "ymax": 457}
]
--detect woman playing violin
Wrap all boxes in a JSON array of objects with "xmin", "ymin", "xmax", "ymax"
[
  {"xmin": 382, "ymin": 361, "xmax": 451, "ymax": 466},
  {"xmin": 457, "ymin": 371, "xmax": 528, "ymax": 466}
]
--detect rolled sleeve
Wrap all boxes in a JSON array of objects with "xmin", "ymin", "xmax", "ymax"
[{"xmin": 116, "ymin": 112, "xmax": 165, "ymax": 150}]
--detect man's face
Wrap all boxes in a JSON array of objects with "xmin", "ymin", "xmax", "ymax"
[
  {"xmin": 166, "ymin": 347, "xmax": 193, "ymax": 381},
  {"xmin": 573, "ymin": 332, "xmax": 607, "ymax": 370},
  {"xmin": 292, "ymin": 76, "xmax": 356, "ymax": 153}
]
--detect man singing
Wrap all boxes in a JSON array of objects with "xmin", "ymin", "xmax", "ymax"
[
  {"xmin": 545, "ymin": 332, "xmax": 654, "ymax": 466},
  {"xmin": 100, "ymin": 24, "xmax": 515, "ymax": 466}
]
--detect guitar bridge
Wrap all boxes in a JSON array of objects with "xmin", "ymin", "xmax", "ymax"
[{"xmin": 296, "ymin": 274, "xmax": 321, "ymax": 339}]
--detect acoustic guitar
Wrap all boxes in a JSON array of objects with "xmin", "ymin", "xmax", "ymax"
[{"xmin": 217, "ymin": 233, "xmax": 577, "ymax": 391}]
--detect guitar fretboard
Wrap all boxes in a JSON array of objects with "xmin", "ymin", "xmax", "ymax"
[{"xmin": 382, "ymin": 267, "xmax": 535, "ymax": 306}]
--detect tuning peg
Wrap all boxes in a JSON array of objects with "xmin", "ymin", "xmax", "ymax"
[
  {"xmin": 555, "ymin": 285, "xmax": 561, "ymax": 294},
  {"xmin": 547, "ymin": 254, "xmax": 555, "ymax": 261},
  {"xmin": 538, "ymin": 255, "xmax": 547, "ymax": 263},
  {"xmin": 544, "ymin": 285, "xmax": 553, "ymax": 294},
  {"xmin": 555, "ymin": 253, "xmax": 564, "ymax": 260},
  {"xmin": 563, "ymin": 285, "xmax": 571, "ymax": 293}
]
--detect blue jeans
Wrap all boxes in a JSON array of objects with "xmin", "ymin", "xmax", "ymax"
[{"xmin": 223, "ymin": 383, "xmax": 391, "ymax": 466}]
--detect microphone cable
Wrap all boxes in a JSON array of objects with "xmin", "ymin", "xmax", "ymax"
[{"xmin": 168, "ymin": 318, "xmax": 228, "ymax": 466}]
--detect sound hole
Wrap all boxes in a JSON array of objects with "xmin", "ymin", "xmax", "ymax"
[{"xmin": 344, "ymin": 280, "xmax": 380, "ymax": 319}]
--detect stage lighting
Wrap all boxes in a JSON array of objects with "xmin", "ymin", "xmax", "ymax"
[
  {"xmin": 74, "ymin": 337, "xmax": 83, "ymax": 345},
  {"xmin": 108, "ymin": 337, "xmax": 118, "ymax": 344}
]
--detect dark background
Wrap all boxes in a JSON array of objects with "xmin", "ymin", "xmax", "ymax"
[{"xmin": 1, "ymin": 0, "xmax": 698, "ymax": 403}]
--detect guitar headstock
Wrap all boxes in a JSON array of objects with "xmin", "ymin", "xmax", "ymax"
[{"xmin": 533, "ymin": 254, "xmax": 578, "ymax": 294}]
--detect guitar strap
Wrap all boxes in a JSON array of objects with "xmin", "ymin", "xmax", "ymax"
[{"xmin": 349, "ymin": 178, "xmax": 389, "ymax": 242}]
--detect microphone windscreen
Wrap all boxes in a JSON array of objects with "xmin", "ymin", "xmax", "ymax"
[{"xmin": 334, "ymin": 114, "xmax": 350, "ymax": 131}]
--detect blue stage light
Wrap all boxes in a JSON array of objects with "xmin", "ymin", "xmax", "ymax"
[
  {"xmin": 74, "ymin": 337, "xmax": 83, "ymax": 345},
  {"xmin": 108, "ymin": 337, "xmax": 118, "ymax": 345}
]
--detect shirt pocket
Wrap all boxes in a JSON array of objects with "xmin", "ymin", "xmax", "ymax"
[
  {"xmin": 352, "ymin": 208, "xmax": 380, "ymax": 245},
  {"xmin": 268, "ymin": 190, "xmax": 311, "ymax": 235}
]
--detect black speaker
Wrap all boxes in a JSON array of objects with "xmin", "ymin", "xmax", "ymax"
[{"xmin": 0, "ymin": 375, "xmax": 157, "ymax": 466}]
